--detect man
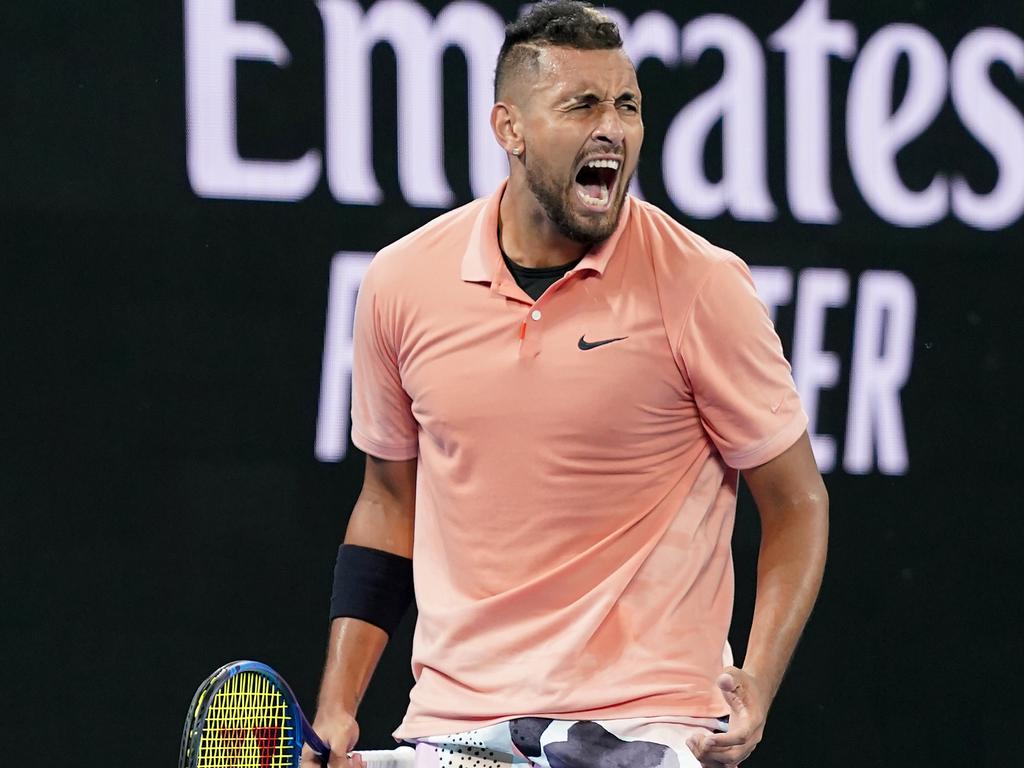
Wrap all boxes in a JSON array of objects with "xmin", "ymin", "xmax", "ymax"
[{"xmin": 305, "ymin": 2, "xmax": 827, "ymax": 767}]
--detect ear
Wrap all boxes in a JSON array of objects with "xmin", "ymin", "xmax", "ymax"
[{"xmin": 491, "ymin": 101, "xmax": 523, "ymax": 158}]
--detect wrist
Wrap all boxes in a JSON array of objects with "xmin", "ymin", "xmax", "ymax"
[
  {"xmin": 315, "ymin": 692, "xmax": 359, "ymax": 720},
  {"xmin": 316, "ymin": 665, "xmax": 362, "ymax": 716}
]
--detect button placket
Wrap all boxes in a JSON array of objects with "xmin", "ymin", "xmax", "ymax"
[
  {"xmin": 518, "ymin": 299, "xmax": 547, "ymax": 357},
  {"xmin": 514, "ymin": 270, "xmax": 583, "ymax": 356}
]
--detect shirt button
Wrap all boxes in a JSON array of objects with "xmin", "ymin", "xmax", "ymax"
[{"xmin": 531, "ymin": 310, "xmax": 542, "ymax": 321}]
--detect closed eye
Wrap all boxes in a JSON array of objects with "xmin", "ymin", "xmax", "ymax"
[{"xmin": 564, "ymin": 95, "xmax": 640, "ymax": 113}]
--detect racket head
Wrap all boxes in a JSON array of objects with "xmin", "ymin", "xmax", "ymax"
[{"xmin": 179, "ymin": 660, "xmax": 328, "ymax": 768}]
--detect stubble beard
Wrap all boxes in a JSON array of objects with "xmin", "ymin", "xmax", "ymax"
[{"xmin": 525, "ymin": 161, "xmax": 631, "ymax": 245}]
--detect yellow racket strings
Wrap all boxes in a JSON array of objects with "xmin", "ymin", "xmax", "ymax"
[{"xmin": 196, "ymin": 671, "xmax": 296, "ymax": 767}]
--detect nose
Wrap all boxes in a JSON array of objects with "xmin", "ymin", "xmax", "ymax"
[{"xmin": 592, "ymin": 102, "xmax": 625, "ymax": 147}]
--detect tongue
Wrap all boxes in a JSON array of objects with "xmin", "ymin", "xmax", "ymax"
[{"xmin": 581, "ymin": 182, "xmax": 603, "ymax": 199}]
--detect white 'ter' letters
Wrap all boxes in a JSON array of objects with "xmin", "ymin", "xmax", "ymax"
[
  {"xmin": 184, "ymin": 0, "xmax": 320, "ymax": 200},
  {"xmin": 847, "ymin": 24, "xmax": 949, "ymax": 226},
  {"xmin": 950, "ymin": 28, "xmax": 1024, "ymax": 231},
  {"xmin": 663, "ymin": 15, "xmax": 776, "ymax": 221},
  {"xmin": 844, "ymin": 271, "xmax": 915, "ymax": 475}
]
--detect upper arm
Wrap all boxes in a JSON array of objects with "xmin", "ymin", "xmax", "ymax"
[
  {"xmin": 742, "ymin": 431, "xmax": 828, "ymax": 535},
  {"xmin": 350, "ymin": 259, "xmax": 419, "ymax": 462},
  {"xmin": 346, "ymin": 257, "xmax": 418, "ymax": 555},
  {"xmin": 343, "ymin": 455, "xmax": 417, "ymax": 557}
]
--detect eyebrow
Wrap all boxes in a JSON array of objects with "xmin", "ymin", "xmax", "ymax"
[{"xmin": 568, "ymin": 90, "xmax": 641, "ymax": 103}]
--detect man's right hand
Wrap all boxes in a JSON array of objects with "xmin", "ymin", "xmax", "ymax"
[{"xmin": 301, "ymin": 710, "xmax": 364, "ymax": 767}]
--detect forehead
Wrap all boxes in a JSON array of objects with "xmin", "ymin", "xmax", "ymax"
[{"xmin": 530, "ymin": 47, "xmax": 639, "ymax": 101}]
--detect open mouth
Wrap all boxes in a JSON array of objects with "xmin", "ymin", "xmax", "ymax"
[{"xmin": 573, "ymin": 158, "xmax": 621, "ymax": 211}]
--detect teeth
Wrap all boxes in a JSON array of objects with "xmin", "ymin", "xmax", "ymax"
[
  {"xmin": 585, "ymin": 159, "xmax": 620, "ymax": 170},
  {"xmin": 578, "ymin": 183, "xmax": 610, "ymax": 206}
]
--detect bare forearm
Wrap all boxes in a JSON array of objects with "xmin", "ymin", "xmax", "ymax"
[
  {"xmin": 743, "ymin": 492, "xmax": 828, "ymax": 700},
  {"xmin": 317, "ymin": 617, "xmax": 389, "ymax": 716},
  {"xmin": 739, "ymin": 432, "xmax": 828, "ymax": 704},
  {"xmin": 694, "ymin": 504, "xmax": 824, "ymax": 768},
  {"xmin": 317, "ymin": 456, "xmax": 417, "ymax": 716}
]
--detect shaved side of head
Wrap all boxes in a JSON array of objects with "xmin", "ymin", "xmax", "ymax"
[{"xmin": 494, "ymin": 1, "xmax": 623, "ymax": 103}]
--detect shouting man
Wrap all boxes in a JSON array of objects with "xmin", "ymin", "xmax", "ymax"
[{"xmin": 306, "ymin": 2, "xmax": 828, "ymax": 767}]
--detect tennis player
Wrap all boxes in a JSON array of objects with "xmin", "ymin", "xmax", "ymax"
[{"xmin": 305, "ymin": 2, "xmax": 828, "ymax": 767}]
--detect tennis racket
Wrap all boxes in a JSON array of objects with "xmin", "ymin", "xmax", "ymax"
[{"xmin": 179, "ymin": 659, "xmax": 416, "ymax": 768}]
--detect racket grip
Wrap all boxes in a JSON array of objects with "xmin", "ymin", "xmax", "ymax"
[{"xmin": 353, "ymin": 746, "xmax": 416, "ymax": 766}]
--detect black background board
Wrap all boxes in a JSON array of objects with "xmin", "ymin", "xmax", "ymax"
[{"xmin": 3, "ymin": 1, "xmax": 1023, "ymax": 766}]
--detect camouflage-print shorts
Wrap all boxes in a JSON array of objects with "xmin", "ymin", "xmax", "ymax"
[{"xmin": 410, "ymin": 717, "xmax": 721, "ymax": 767}]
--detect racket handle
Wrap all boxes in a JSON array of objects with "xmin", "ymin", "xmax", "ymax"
[{"xmin": 353, "ymin": 746, "xmax": 416, "ymax": 766}]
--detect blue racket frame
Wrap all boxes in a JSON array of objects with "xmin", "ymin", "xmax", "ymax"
[{"xmin": 179, "ymin": 659, "xmax": 331, "ymax": 768}]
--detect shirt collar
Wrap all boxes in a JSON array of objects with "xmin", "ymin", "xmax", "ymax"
[{"xmin": 460, "ymin": 179, "xmax": 633, "ymax": 284}]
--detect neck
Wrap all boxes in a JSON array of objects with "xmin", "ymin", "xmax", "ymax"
[{"xmin": 498, "ymin": 174, "xmax": 590, "ymax": 268}]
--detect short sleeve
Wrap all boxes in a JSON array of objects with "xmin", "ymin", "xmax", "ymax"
[
  {"xmin": 350, "ymin": 259, "xmax": 419, "ymax": 461},
  {"xmin": 679, "ymin": 257, "xmax": 807, "ymax": 469}
]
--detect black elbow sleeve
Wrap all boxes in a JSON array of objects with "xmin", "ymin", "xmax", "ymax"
[{"xmin": 329, "ymin": 544, "xmax": 414, "ymax": 636}]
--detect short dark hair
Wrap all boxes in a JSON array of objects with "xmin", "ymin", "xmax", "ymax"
[{"xmin": 495, "ymin": 1, "xmax": 623, "ymax": 100}]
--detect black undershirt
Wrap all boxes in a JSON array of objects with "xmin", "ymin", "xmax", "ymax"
[{"xmin": 502, "ymin": 252, "xmax": 584, "ymax": 301}]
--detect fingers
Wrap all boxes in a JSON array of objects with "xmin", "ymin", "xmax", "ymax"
[
  {"xmin": 300, "ymin": 744, "xmax": 349, "ymax": 768},
  {"xmin": 304, "ymin": 711, "xmax": 359, "ymax": 767},
  {"xmin": 717, "ymin": 678, "xmax": 737, "ymax": 702},
  {"xmin": 716, "ymin": 670, "xmax": 746, "ymax": 713},
  {"xmin": 694, "ymin": 667, "xmax": 766, "ymax": 767},
  {"xmin": 688, "ymin": 733, "xmax": 725, "ymax": 763},
  {"xmin": 691, "ymin": 724, "xmax": 758, "ymax": 767},
  {"xmin": 700, "ymin": 730, "xmax": 758, "ymax": 766},
  {"xmin": 704, "ymin": 746, "xmax": 748, "ymax": 766},
  {"xmin": 703, "ymin": 724, "xmax": 749, "ymax": 749},
  {"xmin": 693, "ymin": 744, "xmax": 744, "ymax": 768},
  {"xmin": 716, "ymin": 670, "xmax": 739, "ymax": 693}
]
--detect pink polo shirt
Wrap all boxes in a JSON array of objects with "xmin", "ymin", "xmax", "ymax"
[{"xmin": 350, "ymin": 182, "xmax": 807, "ymax": 739}]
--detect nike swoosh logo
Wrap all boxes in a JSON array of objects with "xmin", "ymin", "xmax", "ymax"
[{"xmin": 578, "ymin": 334, "xmax": 629, "ymax": 350}]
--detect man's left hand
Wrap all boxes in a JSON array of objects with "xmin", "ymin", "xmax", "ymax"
[{"xmin": 690, "ymin": 667, "xmax": 768, "ymax": 768}]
